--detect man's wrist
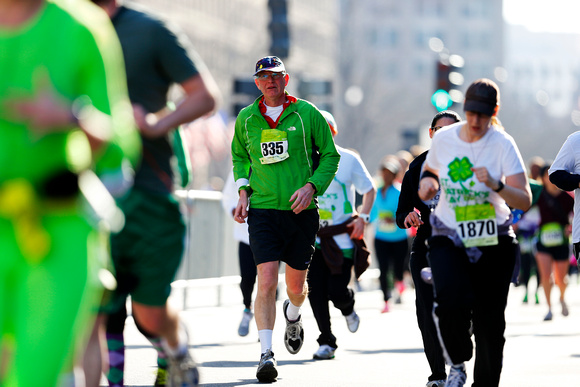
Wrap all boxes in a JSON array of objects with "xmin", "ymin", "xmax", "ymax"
[
  {"xmin": 359, "ymin": 213, "xmax": 370, "ymax": 224},
  {"xmin": 307, "ymin": 182, "xmax": 317, "ymax": 193}
]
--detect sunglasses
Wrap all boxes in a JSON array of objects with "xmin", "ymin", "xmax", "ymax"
[
  {"xmin": 431, "ymin": 126, "xmax": 443, "ymax": 132},
  {"xmin": 254, "ymin": 72, "xmax": 285, "ymax": 80}
]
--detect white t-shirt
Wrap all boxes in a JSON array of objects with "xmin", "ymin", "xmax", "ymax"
[
  {"xmin": 222, "ymin": 169, "xmax": 250, "ymax": 245},
  {"xmin": 317, "ymin": 145, "xmax": 375, "ymax": 249},
  {"xmin": 265, "ymin": 104, "xmax": 283, "ymax": 122},
  {"xmin": 549, "ymin": 130, "xmax": 580, "ymax": 243},
  {"xmin": 425, "ymin": 121, "xmax": 526, "ymax": 231}
]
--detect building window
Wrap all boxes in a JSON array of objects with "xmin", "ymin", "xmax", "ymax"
[
  {"xmin": 383, "ymin": 29, "xmax": 399, "ymax": 48},
  {"xmin": 414, "ymin": 60, "xmax": 426, "ymax": 78},
  {"xmin": 385, "ymin": 61, "xmax": 399, "ymax": 80}
]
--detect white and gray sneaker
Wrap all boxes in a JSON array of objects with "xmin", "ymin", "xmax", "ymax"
[
  {"xmin": 283, "ymin": 299, "xmax": 304, "ymax": 354},
  {"xmin": 426, "ymin": 380, "xmax": 446, "ymax": 387},
  {"xmin": 445, "ymin": 363, "xmax": 466, "ymax": 387},
  {"xmin": 313, "ymin": 344, "xmax": 336, "ymax": 360},
  {"xmin": 238, "ymin": 309, "xmax": 253, "ymax": 337},
  {"xmin": 345, "ymin": 310, "xmax": 360, "ymax": 333},
  {"xmin": 167, "ymin": 350, "xmax": 199, "ymax": 387},
  {"xmin": 561, "ymin": 299, "xmax": 569, "ymax": 317},
  {"xmin": 256, "ymin": 349, "xmax": 277, "ymax": 382}
]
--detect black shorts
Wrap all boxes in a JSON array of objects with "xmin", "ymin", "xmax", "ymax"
[
  {"xmin": 535, "ymin": 240, "xmax": 570, "ymax": 262},
  {"xmin": 248, "ymin": 208, "xmax": 319, "ymax": 270},
  {"xmin": 573, "ymin": 242, "xmax": 580, "ymax": 261}
]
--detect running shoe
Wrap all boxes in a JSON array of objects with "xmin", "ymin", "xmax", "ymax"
[
  {"xmin": 522, "ymin": 292, "xmax": 528, "ymax": 304},
  {"xmin": 238, "ymin": 308, "xmax": 253, "ymax": 337},
  {"xmin": 561, "ymin": 300, "xmax": 569, "ymax": 317},
  {"xmin": 426, "ymin": 380, "xmax": 446, "ymax": 387},
  {"xmin": 345, "ymin": 310, "xmax": 360, "ymax": 333},
  {"xmin": 544, "ymin": 310, "xmax": 553, "ymax": 321},
  {"xmin": 534, "ymin": 292, "xmax": 540, "ymax": 305},
  {"xmin": 283, "ymin": 299, "xmax": 304, "ymax": 354},
  {"xmin": 154, "ymin": 367, "xmax": 168, "ymax": 386},
  {"xmin": 167, "ymin": 350, "xmax": 199, "ymax": 387},
  {"xmin": 256, "ymin": 349, "xmax": 277, "ymax": 382},
  {"xmin": 381, "ymin": 301, "xmax": 390, "ymax": 313},
  {"xmin": 395, "ymin": 280, "xmax": 406, "ymax": 296},
  {"xmin": 445, "ymin": 363, "xmax": 467, "ymax": 387},
  {"xmin": 313, "ymin": 344, "xmax": 336, "ymax": 360}
]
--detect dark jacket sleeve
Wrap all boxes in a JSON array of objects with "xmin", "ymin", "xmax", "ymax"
[
  {"xmin": 396, "ymin": 169, "xmax": 415, "ymax": 229},
  {"xmin": 549, "ymin": 169, "xmax": 580, "ymax": 192},
  {"xmin": 395, "ymin": 151, "xmax": 433, "ymax": 243}
]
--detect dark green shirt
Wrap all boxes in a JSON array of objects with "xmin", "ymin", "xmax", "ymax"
[{"xmin": 112, "ymin": 5, "xmax": 200, "ymax": 194}]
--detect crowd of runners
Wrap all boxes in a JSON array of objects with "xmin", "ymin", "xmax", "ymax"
[{"xmin": 1, "ymin": 1, "xmax": 578, "ymax": 387}]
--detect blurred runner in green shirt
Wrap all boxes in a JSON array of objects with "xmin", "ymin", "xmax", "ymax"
[{"xmin": 0, "ymin": 0, "xmax": 140, "ymax": 385}]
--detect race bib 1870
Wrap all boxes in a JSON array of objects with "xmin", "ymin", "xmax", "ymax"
[
  {"xmin": 259, "ymin": 129, "xmax": 289, "ymax": 164},
  {"xmin": 455, "ymin": 203, "xmax": 498, "ymax": 247}
]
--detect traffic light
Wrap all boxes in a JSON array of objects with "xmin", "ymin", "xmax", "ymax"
[
  {"xmin": 433, "ymin": 55, "xmax": 464, "ymax": 111},
  {"xmin": 232, "ymin": 78, "xmax": 262, "ymax": 116},
  {"xmin": 436, "ymin": 61, "xmax": 452, "ymax": 92},
  {"xmin": 268, "ymin": 0, "xmax": 290, "ymax": 58},
  {"xmin": 298, "ymin": 79, "xmax": 333, "ymax": 112},
  {"xmin": 431, "ymin": 89, "xmax": 453, "ymax": 112}
]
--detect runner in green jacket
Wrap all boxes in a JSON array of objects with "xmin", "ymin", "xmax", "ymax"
[
  {"xmin": 231, "ymin": 56, "xmax": 339, "ymax": 383},
  {"xmin": 232, "ymin": 94, "xmax": 339, "ymax": 210}
]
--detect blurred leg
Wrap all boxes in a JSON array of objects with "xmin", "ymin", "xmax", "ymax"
[{"xmin": 535, "ymin": 252, "xmax": 553, "ymax": 310}]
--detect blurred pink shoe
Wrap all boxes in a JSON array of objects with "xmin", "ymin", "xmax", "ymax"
[
  {"xmin": 381, "ymin": 301, "xmax": 390, "ymax": 313},
  {"xmin": 395, "ymin": 280, "xmax": 406, "ymax": 295}
]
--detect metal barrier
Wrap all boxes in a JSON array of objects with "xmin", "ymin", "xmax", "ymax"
[
  {"xmin": 173, "ymin": 190, "xmax": 238, "ymax": 307},
  {"xmin": 172, "ymin": 189, "xmax": 380, "ymax": 309}
]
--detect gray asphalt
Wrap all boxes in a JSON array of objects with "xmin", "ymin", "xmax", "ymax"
[{"xmin": 104, "ymin": 273, "xmax": 580, "ymax": 387}]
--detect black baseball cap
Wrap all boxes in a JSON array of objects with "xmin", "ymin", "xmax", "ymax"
[{"xmin": 463, "ymin": 78, "xmax": 499, "ymax": 116}]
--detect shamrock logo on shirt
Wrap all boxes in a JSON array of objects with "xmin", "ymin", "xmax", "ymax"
[{"xmin": 448, "ymin": 157, "xmax": 474, "ymax": 183}]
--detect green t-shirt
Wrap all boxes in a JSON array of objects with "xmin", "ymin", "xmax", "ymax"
[
  {"xmin": 112, "ymin": 5, "xmax": 201, "ymax": 194},
  {"xmin": 0, "ymin": 0, "xmax": 140, "ymax": 187}
]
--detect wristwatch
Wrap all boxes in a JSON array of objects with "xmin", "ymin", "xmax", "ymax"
[
  {"xmin": 359, "ymin": 213, "xmax": 370, "ymax": 224},
  {"xmin": 494, "ymin": 180, "xmax": 505, "ymax": 193}
]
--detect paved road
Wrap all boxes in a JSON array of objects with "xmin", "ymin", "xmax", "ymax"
[{"xmin": 104, "ymin": 273, "xmax": 580, "ymax": 386}]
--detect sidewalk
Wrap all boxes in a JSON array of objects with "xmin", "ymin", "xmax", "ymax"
[{"xmin": 110, "ymin": 274, "xmax": 580, "ymax": 386}]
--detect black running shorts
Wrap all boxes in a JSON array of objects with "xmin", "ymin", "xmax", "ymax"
[{"xmin": 248, "ymin": 208, "xmax": 319, "ymax": 270}]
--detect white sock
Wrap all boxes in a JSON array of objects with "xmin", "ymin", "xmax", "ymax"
[
  {"xmin": 258, "ymin": 329, "xmax": 273, "ymax": 354},
  {"xmin": 162, "ymin": 322, "xmax": 189, "ymax": 358},
  {"xmin": 286, "ymin": 300, "xmax": 301, "ymax": 321}
]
